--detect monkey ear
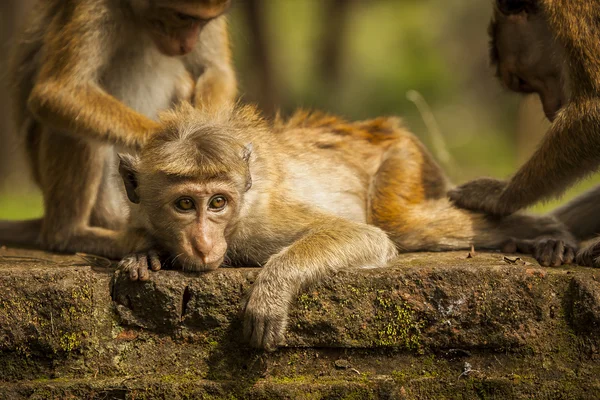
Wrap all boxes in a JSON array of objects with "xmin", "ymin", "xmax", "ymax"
[
  {"xmin": 242, "ymin": 143, "xmax": 253, "ymax": 192},
  {"xmin": 118, "ymin": 154, "xmax": 141, "ymax": 204},
  {"xmin": 242, "ymin": 143, "xmax": 253, "ymax": 162}
]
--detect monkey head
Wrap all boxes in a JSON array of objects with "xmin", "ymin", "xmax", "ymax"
[
  {"xmin": 489, "ymin": 0, "xmax": 568, "ymax": 120},
  {"xmin": 130, "ymin": 0, "xmax": 231, "ymax": 56},
  {"xmin": 119, "ymin": 103, "xmax": 253, "ymax": 272}
]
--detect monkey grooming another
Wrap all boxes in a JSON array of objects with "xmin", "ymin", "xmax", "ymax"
[
  {"xmin": 117, "ymin": 102, "xmax": 575, "ymax": 350},
  {"xmin": 0, "ymin": 0, "xmax": 236, "ymax": 259},
  {"xmin": 448, "ymin": 0, "xmax": 600, "ymax": 265}
]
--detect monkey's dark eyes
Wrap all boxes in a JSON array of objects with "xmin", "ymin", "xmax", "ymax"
[
  {"xmin": 208, "ymin": 195, "xmax": 227, "ymax": 211},
  {"xmin": 175, "ymin": 197, "xmax": 196, "ymax": 211}
]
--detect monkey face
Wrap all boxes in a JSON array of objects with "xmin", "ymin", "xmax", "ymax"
[
  {"xmin": 138, "ymin": 0, "xmax": 231, "ymax": 56},
  {"xmin": 142, "ymin": 177, "xmax": 244, "ymax": 272},
  {"xmin": 489, "ymin": 5, "xmax": 567, "ymax": 120}
]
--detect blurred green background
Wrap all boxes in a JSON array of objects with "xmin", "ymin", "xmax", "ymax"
[{"xmin": 0, "ymin": 0, "xmax": 598, "ymax": 219}]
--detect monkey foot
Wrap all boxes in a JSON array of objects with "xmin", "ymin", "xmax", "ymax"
[
  {"xmin": 502, "ymin": 237, "xmax": 576, "ymax": 267},
  {"xmin": 576, "ymin": 237, "xmax": 600, "ymax": 268}
]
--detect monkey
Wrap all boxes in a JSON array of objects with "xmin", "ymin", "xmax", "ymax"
[
  {"xmin": 447, "ymin": 0, "xmax": 600, "ymax": 265},
  {"xmin": 116, "ymin": 102, "xmax": 576, "ymax": 350},
  {"xmin": 0, "ymin": 0, "xmax": 237, "ymax": 259}
]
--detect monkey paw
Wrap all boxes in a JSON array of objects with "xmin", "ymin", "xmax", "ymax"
[
  {"xmin": 448, "ymin": 178, "xmax": 514, "ymax": 216},
  {"xmin": 503, "ymin": 237, "xmax": 576, "ymax": 267},
  {"xmin": 118, "ymin": 250, "xmax": 162, "ymax": 281},
  {"xmin": 242, "ymin": 285, "xmax": 289, "ymax": 351},
  {"xmin": 576, "ymin": 237, "xmax": 600, "ymax": 267}
]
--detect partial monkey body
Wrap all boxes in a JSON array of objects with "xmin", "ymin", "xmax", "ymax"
[
  {"xmin": 0, "ymin": 0, "xmax": 236, "ymax": 258},
  {"xmin": 119, "ymin": 103, "xmax": 576, "ymax": 350}
]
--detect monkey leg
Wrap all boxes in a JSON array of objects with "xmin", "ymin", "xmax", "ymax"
[
  {"xmin": 37, "ymin": 133, "xmax": 140, "ymax": 259},
  {"xmin": 0, "ymin": 218, "xmax": 43, "ymax": 248},
  {"xmin": 89, "ymin": 148, "xmax": 128, "ymax": 230},
  {"xmin": 243, "ymin": 212, "xmax": 397, "ymax": 351},
  {"xmin": 369, "ymin": 148, "xmax": 576, "ymax": 265},
  {"xmin": 551, "ymin": 184, "xmax": 600, "ymax": 241}
]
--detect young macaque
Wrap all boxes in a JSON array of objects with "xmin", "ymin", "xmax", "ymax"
[
  {"xmin": 448, "ymin": 0, "xmax": 600, "ymax": 265},
  {"xmin": 118, "ymin": 102, "xmax": 575, "ymax": 350},
  {"xmin": 0, "ymin": 0, "xmax": 236, "ymax": 258}
]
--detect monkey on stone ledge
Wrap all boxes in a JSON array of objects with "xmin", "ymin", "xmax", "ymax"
[{"xmin": 117, "ymin": 102, "xmax": 576, "ymax": 350}]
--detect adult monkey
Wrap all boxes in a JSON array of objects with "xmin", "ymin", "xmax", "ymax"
[
  {"xmin": 0, "ymin": 0, "xmax": 236, "ymax": 258},
  {"xmin": 117, "ymin": 103, "xmax": 576, "ymax": 350},
  {"xmin": 448, "ymin": 0, "xmax": 600, "ymax": 265}
]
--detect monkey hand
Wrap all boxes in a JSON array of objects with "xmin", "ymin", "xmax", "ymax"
[
  {"xmin": 118, "ymin": 250, "xmax": 162, "ymax": 281},
  {"xmin": 575, "ymin": 237, "xmax": 600, "ymax": 267},
  {"xmin": 242, "ymin": 280, "xmax": 290, "ymax": 351},
  {"xmin": 448, "ymin": 178, "xmax": 516, "ymax": 216},
  {"xmin": 502, "ymin": 237, "xmax": 577, "ymax": 267}
]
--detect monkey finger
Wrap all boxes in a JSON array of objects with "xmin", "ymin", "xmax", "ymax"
[
  {"xmin": 118, "ymin": 256, "xmax": 140, "ymax": 281},
  {"xmin": 550, "ymin": 240, "xmax": 565, "ymax": 267},
  {"xmin": 563, "ymin": 246, "xmax": 575, "ymax": 265},
  {"xmin": 149, "ymin": 250, "xmax": 162, "ymax": 271},
  {"xmin": 137, "ymin": 254, "xmax": 150, "ymax": 281},
  {"xmin": 537, "ymin": 240, "xmax": 555, "ymax": 267}
]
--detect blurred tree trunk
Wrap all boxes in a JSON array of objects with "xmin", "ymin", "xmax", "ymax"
[
  {"xmin": 240, "ymin": 0, "xmax": 279, "ymax": 116},
  {"xmin": 515, "ymin": 94, "xmax": 551, "ymax": 165},
  {"xmin": 0, "ymin": 0, "xmax": 32, "ymax": 190},
  {"xmin": 317, "ymin": 0, "xmax": 355, "ymax": 90}
]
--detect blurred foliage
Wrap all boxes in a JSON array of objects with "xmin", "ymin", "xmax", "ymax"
[{"xmin": 0, "ymin": 0, "xmax": 598, "ymax": 219}]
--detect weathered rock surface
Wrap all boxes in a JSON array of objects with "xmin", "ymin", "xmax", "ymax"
[{"xmin": 1, "ymin": 246, "xmax": 600, "ymax": 399}]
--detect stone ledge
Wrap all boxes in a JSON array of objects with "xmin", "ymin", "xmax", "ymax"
[{"xmin": 1, "ymin": 246, "xmax": 600, "ymax": 399}]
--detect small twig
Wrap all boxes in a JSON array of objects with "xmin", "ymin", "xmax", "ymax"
[
  {"xmin": 467, "ymin": 244, "xmax": 476, "ymax": 259},
  {"xmin": 407, "ymin": 90, "xmax": 460, "ymax": 176}
]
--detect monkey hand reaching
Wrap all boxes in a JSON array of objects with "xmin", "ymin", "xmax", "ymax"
[
  {"xmin": 448, "ymin": 178, "xmax": 517, "ymax": 216},
  {"xmin": 242, "ymin": 275, "xmax": 291, "ymax": 351}
]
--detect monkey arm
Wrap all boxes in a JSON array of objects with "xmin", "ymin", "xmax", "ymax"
[
  {"xmin": 27, "ymin": 2, "xmax": 159, "ymax": 149},
  {"xmin": 449, "ymin": 100, "xmax": 600, "ymax": 216},
  {"xmin": 185, "ymin": 17, "xmax": 237, "ymax": 109},
  {"xmin": 242, "ymin": 215, "xmax": 397, "ymax": 350}
]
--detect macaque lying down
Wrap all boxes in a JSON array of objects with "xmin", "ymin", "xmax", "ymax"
[{"xmin": 117, "ymin": 102, "xmax": 575, "ymax": 350}]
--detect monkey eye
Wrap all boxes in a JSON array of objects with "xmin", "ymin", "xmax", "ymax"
[
  {"xmin": 208, "ymin": 195, "xmax": 227, "ymax": 211},
  {"xmin": 175, "ymin": 197, "xmax": 196, "ymax": 212},
  {"xmin": 174, "ymin": 12, "xmax": 199, "ymax": 23}
]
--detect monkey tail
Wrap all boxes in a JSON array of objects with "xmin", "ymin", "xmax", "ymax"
[
  {"xmin": 0, "ymin": 218, "xmax": 43, "ymax": 248},
  {"xmin": 378, "ymin": 198, "xmax": 573, "ymax": 253}
]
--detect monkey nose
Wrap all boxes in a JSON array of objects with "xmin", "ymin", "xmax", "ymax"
[{"xmin": 192, "ymin": 242, "xmax": 214, "ymax": 264}]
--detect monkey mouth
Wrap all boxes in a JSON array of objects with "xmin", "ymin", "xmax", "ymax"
[{"xmin": 180, "ymin": 255, "xmax": 225, "ymax": 272}]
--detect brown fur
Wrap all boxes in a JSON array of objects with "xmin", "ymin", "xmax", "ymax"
[
  {"xmin": 0, "ymin": 0, "xmax": 236, "ymax": 259},
  {"xmin": 448, "ymin": 0, "xmax": 600, "ymax": 265},
  {"xmin": 450, "ymin": 0, "xmax": 600, "ymax": 214},
  {"xmin": 119, "ymin": 103, "xmax": 576, "ymax": 350}
]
